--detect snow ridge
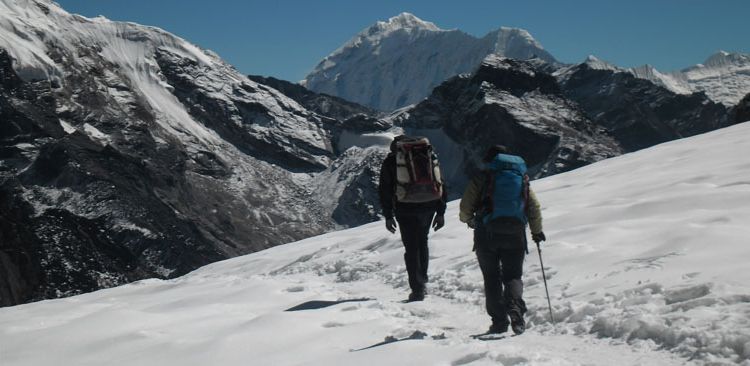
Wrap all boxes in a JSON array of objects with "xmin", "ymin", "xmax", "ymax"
[
  {"xmin": 582, "ymin": 55, "xmax": 620, "ymax": 71},
  {"xmin": 0, "ymin": 0, "xmax": 325, "ymax": 151},
  {"xmin": 372, "ymin": 12, "xmax": 441, "ymax": 33},
  {"xmin": 628, "ymin": 51, "xmax": 750, "ymax": 106}
]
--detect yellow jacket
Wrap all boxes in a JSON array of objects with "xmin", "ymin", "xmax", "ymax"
[{"xmin": 459, "ymin": 173, "xmax": 543, "ymax": 234}]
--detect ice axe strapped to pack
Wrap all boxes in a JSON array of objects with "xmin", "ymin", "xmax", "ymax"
[{"xmin": 394, "ymin": 137, "xmax": 443, "ymax": 203}]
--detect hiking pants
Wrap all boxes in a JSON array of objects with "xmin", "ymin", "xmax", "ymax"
[
  {"xmin": 475, "ymin": 228, "xmax": 527, "ymax": 325},
  {"xmin": 395, "ymin": 211, "xmax": 434, "ymax": 294}
]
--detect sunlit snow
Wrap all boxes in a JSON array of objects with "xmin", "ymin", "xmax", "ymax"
[
  {"xmin": 630, "ymin": 51, "xmax": 750, "ymax": 107},
  {"xmin": 2, "ymin": 122, "xmax": 749, "ymax": 365}
]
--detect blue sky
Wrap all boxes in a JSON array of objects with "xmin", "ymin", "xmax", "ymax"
[{"xmin": 56, "ymin": 0, "xmax": 749, "ymax": 82}]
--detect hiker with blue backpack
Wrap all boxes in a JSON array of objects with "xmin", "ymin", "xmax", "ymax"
[
  {"xmin": 459, "ymin": 145, "xmax": 545, "ymax": 335},
  {"xmin": 379, "ymin": 135, "xmax": 447, "ymax": 302}
]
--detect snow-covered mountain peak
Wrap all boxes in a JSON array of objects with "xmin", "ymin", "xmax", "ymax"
[
  {"xmin": 696, "ymin": 50, "xmax": 750, "ymax": 70},
  {"xmin": 628, "ymin": 63, "xmax": 695, "ymax": 95},
  {"xmin": 481, "ymin": 53, "xmax": 509, "ymax": 66},
  {"xmin": 495, "ymin": 26, "xmax": 543, "ymax": 47},
  {"xmin": 0, "ymin": 0, "xmax": 330, "ymax": 153},
  {"xmin": 374, "ymin": 12, "xmax": 441, "ymax": 33},
  {"xmin": 630, "ymin": 63, "xmax": 658, "ymax": 75},
  {"xmin": 552, "ymin": 55, "xmax": 622, "ymax": 82},
  {"xmin": 359, "ymin": 12, "xmax": 442, "ymax": 42},
  {"xmin": 582, "ymin": 55, "xmax": 620, "ymax": 71},
  {"xmin": 305, "ymin": 15, "xmax": 557, "ymax": 111},
  {"xmin": 627, "ymin": 50, "xmax": 750, "ymax": 106},
  {"xmin": 312, "ymin": 13, "xmax": 444, "ymax": 77},
  {"xmin": 499, "ymin": 26, "xmax": 533, "ymax": 36},
  {"xmin": 0, "ymin": 0, "xmax": 217, "ymax": 83},
  {"xmin": 480, "ymin": 54, "xmax": 534, "ymax": 75}
]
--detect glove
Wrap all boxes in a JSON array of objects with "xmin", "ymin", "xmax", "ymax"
[
  {"xmin": 532, "ymin": 231, "xmax": 546, "ymax": 244},
  {"xmin": 432, "ymin": 215, "xmax": 445, "ymax": 231},
  {"xmin": 385, "ymin": 218, "xmax": 397, "ymax": 233},
  {"xmin": 466, "ymin": 217, "xmax": 476, "ymax": 229}
]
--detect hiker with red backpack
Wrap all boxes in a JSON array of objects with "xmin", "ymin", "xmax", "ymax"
[
  {"xmin": 459, "ymin": 145, "xmax": 545, "ymax": 335},
  {"xmin": 379, "ymin": 135, "xmax": 447, "ymax": 302}
]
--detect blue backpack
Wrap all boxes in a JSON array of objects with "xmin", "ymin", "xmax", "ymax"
[{"xmin": 482, "ymin": 154, "xmax": 529, "ymax": 233}]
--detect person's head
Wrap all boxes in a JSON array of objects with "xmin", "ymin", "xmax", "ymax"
[
  {"xmin": 389, "ymin": 134, "xmax": 408, "ymax": 152},
  {"xmin": 482, "ymin": 145, "xmax": 509, "ymax": 163}
]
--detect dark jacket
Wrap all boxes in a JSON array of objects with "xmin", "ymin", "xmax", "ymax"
[{"xmin": 378, "ymin": 153, "xmax": 448, "ymax": 220}]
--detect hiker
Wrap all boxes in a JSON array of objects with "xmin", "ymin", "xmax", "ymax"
[
  {"xmin": 379, "ymin": 135, "xmax": 447, "ymax": 302},
  {"xmin": 459, "ymin": 145, "xmax": 545, "ymax": 335}
]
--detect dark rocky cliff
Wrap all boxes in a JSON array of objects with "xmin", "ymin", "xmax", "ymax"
[
  {"xmin": 391, "ymin": 55, "xmax": 622, "ymax": 193},
  {"xmin": 557, "ymin": 62, "xmax": 732, "ymax": 151},
  {"xmin": 733, "ymin": 93, "xmax": 750, "ymax": 123}
]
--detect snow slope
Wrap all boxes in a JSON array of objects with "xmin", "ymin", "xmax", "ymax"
[
  {"xmin": 303, "ymin": 13, "xmax": 556, "ymax": 111},
  {"xmin": 630, "ymin": 51, "xmax": 750, "ymax": 107},
  {"xmin": 2, "ymin": 120, "xmax": 749, "ymax": 365}
]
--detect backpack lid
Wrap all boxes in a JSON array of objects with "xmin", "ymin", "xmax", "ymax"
[
  {"xmin": 486, "ymin": 153, "xmax": 526, "ymax": 173},
  {"xmin": 390, "ymin": 135, "xmax": 431, "ymax": 152},
  {"xmin": 396, "ymin": 136, "xmax": 430, "ymax": 147}
]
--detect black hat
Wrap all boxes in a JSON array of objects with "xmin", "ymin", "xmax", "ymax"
[{"xmin": 483, "ymin": 145, "xmax": 509, "ymax": 162}]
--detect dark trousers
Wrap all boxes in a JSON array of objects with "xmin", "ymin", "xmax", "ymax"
[
  {"xmin": 395, "ymin": 211, "xmax": 434, "ymax": 294},
  {"xmin": 475, "ymin": 227, "xmax": 527, "ymax": 325}
]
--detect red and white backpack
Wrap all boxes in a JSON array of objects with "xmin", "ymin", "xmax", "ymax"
[{"xmin": 394, "ymin": 137, "xmax": 443, "ymax": 203}]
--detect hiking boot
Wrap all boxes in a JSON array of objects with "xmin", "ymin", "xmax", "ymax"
[
  {"xmin": 509, "ymin": 312, "xmax": 525, "ymax": 335},
  {"xmin": 407, "ymin": 291, "xmax": 425, "ymax": 302},
  {"xmin": 487, "ymin": 321, "xmax": 509, "ymax": 334}
]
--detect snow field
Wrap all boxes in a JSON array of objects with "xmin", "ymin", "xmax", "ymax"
[{"xmin": 4, "ymin": 123, "xmax": 750, "ymax": 365}]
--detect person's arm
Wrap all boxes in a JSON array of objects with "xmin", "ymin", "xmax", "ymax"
[
  {"xmin": 459, "ymin": 175, "xmax": 482, "ymax": 223},
  {"xmin": 378, "ymin": 154, "xmax": 396, "ymax": 220},
  {"xmin": 527, "ymin": 187, "xmax": 543, "ymax": 234},
  {"xmin": 436, "ymin": 180, "xmax": 448, "ymax": 217}
]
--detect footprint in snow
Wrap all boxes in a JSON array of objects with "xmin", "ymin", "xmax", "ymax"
[{"xmin": 285, "ymin": 286, "xmax": 305, "ymax": 293}]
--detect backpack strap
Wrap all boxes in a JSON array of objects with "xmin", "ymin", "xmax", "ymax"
[
  {"xmin": 403, "ymin": 146, "xmax": 417, "ymax": 182},
  {"xmin": 431, "ymin": 151, "xmax": 442, "ymax": 190},
  {"xmin": 522, "ymin": 173, "xmax": 530, "ymax": 218},
  {"xmin": 478, "ymin": 171, "xmax": 493, "ymax": 220}
]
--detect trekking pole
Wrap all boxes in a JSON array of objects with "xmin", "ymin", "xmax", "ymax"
[{"xmin": 535, "ymin": 242, "xmax": 555, "ymax": 324}]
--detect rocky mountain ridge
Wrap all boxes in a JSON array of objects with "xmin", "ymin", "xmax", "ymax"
[
  {"xmin": 0, "ymin": 0, "xmax": 383, "ymax": 306},
  {"xmin": 305, "ymin": 14, "xmax": 748, "ymax": 111},
  {"xmin": 387, "ymin": 55, "xmax": 622, "ymax": 192},
  {"xmin": 557, "ymin": 57, "xmax": 733, "ymax": 151},
  {"xmin": 630, "ymin": 51, "xmax": 750, "ymax": 107}
]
